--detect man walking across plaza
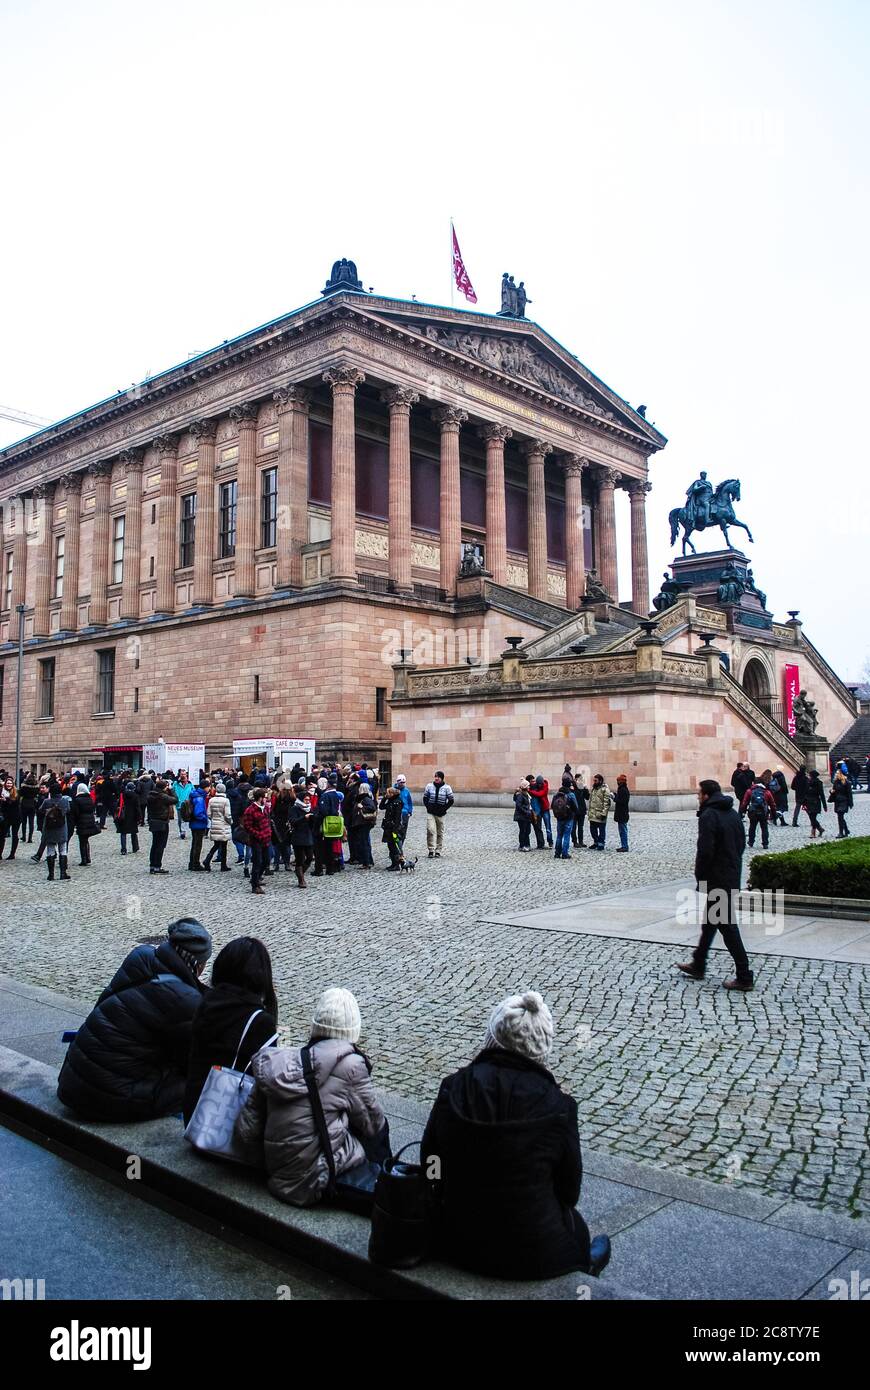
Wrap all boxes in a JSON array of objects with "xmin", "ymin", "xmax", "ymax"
[
  {"xmin": 740, "ymin": 776, "xmax": 777, "ymax": 849},
  {"xmin": 677, "ymin": 779, "xmax": 754, "ymax": 992},
  {"xmin": 423, "ymin": 770, "xmax": 454, "ymax": 858}
]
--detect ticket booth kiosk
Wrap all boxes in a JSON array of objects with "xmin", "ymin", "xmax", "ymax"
[{"xmin": 232, "ymin": 738, "xmax": 316, "ymax": 779}]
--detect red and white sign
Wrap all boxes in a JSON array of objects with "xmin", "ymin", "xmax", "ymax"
[
  {"xmin": 451, "ymin": 223, "xmax": 478, "ymax": 304},
  {"xmin": 783, "ymin": 664, "xmax": 800, "ymax": 736}
]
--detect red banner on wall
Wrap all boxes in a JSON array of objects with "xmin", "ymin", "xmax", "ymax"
[{"xmin": 784, "ymin": 664, "xmax": 800, "ymax": 736}]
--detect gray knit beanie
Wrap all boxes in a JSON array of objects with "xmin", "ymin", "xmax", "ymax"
[
  {"xmin": 485, "ymin": 990, "xmax": 554, "ymax": 1062},
  {"xmin": 167, "ymin": 918, "xmax": 213, "ymax": 965},
  {"xmin": 311, "ymin": 987, "xmax": 361, "ymax": 1043}
]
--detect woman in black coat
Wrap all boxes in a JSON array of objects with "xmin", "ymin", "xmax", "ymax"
[
  {"xmin": 58, "ymin": 919, "xmax": 212, "ymax": 1121},
  {"xmin": 70, "ymin": 784, "xmax": 100, "ymax": 865},
  {"xmin": 288, "ymin": 791, "xmax": 315, "ymax": 887},
  {"xmin": 804, "ymin": 771, "xmax": 828, "ymax": 837},
  {"xmin": 183, "ymin": 937, "xmax": 278, "ymax": 1126},
  {"xmin": 18, "ymin": 774, "xmax": 39, "ymax": 843},
  {"xmin": 830, "ymin": 774, "xmax": 853, "ymax": 838},
  {"xmin": 422, "ymin": 991, "xmax": 610, "ymax": 1281},
  {"xmin": 613, "ymin": 774, "xmax": 630, "ymax": 852},
  {"xmin": 116, "ymin": 781, "xmax": 141, "ymax": 854}
]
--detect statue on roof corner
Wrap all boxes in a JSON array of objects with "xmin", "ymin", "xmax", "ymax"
[
  {"xmin": 498, "ymin": 273, "xmax": 530, "ymax": 319},
  {"xmin": 322, "ymin": 258, "xmax": 363, "ymax": 295}
]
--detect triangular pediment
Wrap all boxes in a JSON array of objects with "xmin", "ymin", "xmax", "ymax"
[{"xmin": 363, "ymin": 301, "xmax": 665, "ymax": 445}]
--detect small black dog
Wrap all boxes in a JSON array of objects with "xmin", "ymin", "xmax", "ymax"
[{"xmin": 399, "ymin": 856, "xmax": 418, "ymax": 873}]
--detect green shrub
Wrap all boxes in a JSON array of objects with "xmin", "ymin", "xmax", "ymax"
[{"xmin": 747, "ymin": 836, "xmax": 870, "ymax": 899}]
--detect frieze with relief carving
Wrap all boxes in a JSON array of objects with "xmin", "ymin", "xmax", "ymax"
[
  {"xmin": 547, "ymin": 572, "xmax": 567, "ymax": 597},
  {"xmin": 407, "ymin": 668, "xmax": 502, "ymax": 696},
  {"xmin": 526, "ymin": 656, "xmax": 637, "ymax": 685},
  {"xmin": 661, "ymin": 655, "xmax": 707, "ymax": 680},
  {"xmin": 355, "ymin": 529, "xmax": 389, "ymax": 560},
  {"xmin": 411, "ymin": 540, "xmax": 440, "ymax": 570}
]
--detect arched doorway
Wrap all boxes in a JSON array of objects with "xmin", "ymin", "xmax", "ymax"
[{"xmin": 742, "ymin": 657, "xmax": 776, "ymax": 717}]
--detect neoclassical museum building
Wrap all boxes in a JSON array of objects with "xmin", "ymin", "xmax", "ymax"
[{"xmin": 0, "ymin": 260, "xmax": 857, "ymax": 803}]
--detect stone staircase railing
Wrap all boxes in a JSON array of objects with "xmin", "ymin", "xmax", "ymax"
[{"xmin": 721, "ymin": 670, "xmax": 801, "ymax": 767}]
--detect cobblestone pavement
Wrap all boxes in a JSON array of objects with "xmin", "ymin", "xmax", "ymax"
[{"xmin": 1, "ymin": 798, "xmax": 868, "ymax": 1217}]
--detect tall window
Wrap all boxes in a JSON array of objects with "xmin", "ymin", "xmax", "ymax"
[
  {"xmin": 54, "ymin": 534, "xmax": 65, "ymax": 599},
  {"xmin": 96, "ymin": 648, "xmax": 115, "ymax": 714},
  {"xmin": 219, "ymin": 481, "xmax": 237, "ymax": 558},
  {"xmin": 260, "ymin": 468, "xmax": 277, "ymax": 549},
  {"xmin": 3, "ymin": 551, "xmax": 12, "ymax": 610},
  {"xmin": 179, "ymin": 493, "xmax": 197, "ymax": 568},
  {"xmin": 112, "ymin": 515, "xmax": 125, "ymax": 585},
  {"xmin": 376, "ymin": 687, "xmax": 387, "ymax": 724},
  {"xmin": 0, "ymin": 665, "xmax": 4, "ymax": 723},
  {"xmin": 38, "ymin": 658, "xmax": 55, "ymax": 718}
]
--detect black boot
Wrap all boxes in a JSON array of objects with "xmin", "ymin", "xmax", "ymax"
[
  {"xmin": 59, "ymin": 855, "xmax": 71, "ymax": 880},
  {"xmin": 47, "ymin": 857, "xmax": 55, "ymax": 881}
]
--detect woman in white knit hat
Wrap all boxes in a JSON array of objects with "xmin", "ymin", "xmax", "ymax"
[
  {"xmin": 235, "ymin": 986, "xmax": 389, "ymax": 1207},
  {"xmin": 420, "ymin": 990, "xmax": 611, "ymax": 1280}
]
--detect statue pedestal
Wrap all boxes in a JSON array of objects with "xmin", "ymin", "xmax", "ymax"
[
  {"xmin": 671, "ymin": 550, "xmax": 773, "ymax": 632},
  {"xmin": 794, "ymin": 733, "xmax": 831, "ymax": 775}
]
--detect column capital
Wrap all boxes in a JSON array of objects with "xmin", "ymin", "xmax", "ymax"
[
  {"xmin": 118, "ymin": 447, "xmax": 145, "ymax": 473},
  {"xmin": 626, "ymin": 478, "xmax": 653, "ymax": 498},
  {"xmin": 323, "ymin": 365, "xmax": 365, "ymax": 392},
  {"xmin": 432, "ymin": 405, "xmax": 468, "ymax": 431},
  {"xmin": 479, "ymin": 422, "xmax": 513, "ymax": 444},
  {"xmin": 594, "ymin": 464, "xmax": 622, "ymax": 488},
  {"xmin": 188, "ymin": 419, "xmax": 218, "ymax": 443},
  {"xmin": 32, "ymin": 480, "xmax": 56, "ymax": 501},
  {"xmin": 87, "ymin": 459, "xmax": 114, "ymax": 480},
  {"xmin": 229, "ymin": 402, "xmax": 259, "ymax": 427},
  {"xmin": 152, "ymin": 433, "xmax": 180, "ymax": 458},
  {"xmin": 58, "ymin": 471, "xmax": 84, "ymax": 495},
  {"xmin": 560, "ymin": 453, "xmax": 589, "ymax": 477},
  {"xmin": 381, "ymin": 385, "xmax": 420, "ymax": 412},
  {"xmin": 520, "ymin": 438, "xmax": 553, "ymax": 461},
  {"xmin": 273, "ymin": 383, "xmax": 312, "ymax": 411}
]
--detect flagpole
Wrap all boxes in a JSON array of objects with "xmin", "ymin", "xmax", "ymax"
[{"xmin": 449, "ymin": 217, "xmax": 454, "ymax": 307}]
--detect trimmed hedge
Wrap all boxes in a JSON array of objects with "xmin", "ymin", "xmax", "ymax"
[{"xmin": 747, "ymin": 836, "xmax": 870, "ymax": 899}]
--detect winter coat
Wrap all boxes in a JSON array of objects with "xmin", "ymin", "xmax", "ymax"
[
  {"xmin": 550, "ymin": 787, "xmax": 579, "ymax": 821},
  {"xmin": 183, "ymin": 983, "xmax": 278, "ymax": 1126},
  {"xmin": 770, "ymin": 772, "xmax": 789, "ymax": 811},
  {"xmin": 147, "ymin": 790, "xmax": 176, "ymax": 825},
  {"xmin": 351, "ymin": 791, "xmax": 377, "ymax": 830},
  {"xmin": 173, "ymin": 780, "xmax": 193, "ymax": 810},
  {"xmin": 18, "ymin": 780, "xmax": 39, "ymax": 812},
  {"xmin": 57, "ymin": 941, "xmax": 206, "ymax": 1121},
  {"xmin": 234, "ymin": 1038, "xmax": 386, "ymax": 1206},
  {"xmin": 42, "ymin": 794, "xmax": 72, "ymax": 847},
  {"xmin": 316, "ymin": 788, "xmax": 344, "ymax": 828},
  {"xmin": 588, "ymin": 783, "xmax": 612, "ymax": 823},
  {"xmin": 380, "ymin": 795, "xmax": 404, "ymax": 840},
  {"xmin": 71, "ymin": 790, "xmax": 99, "ymax": 837},
  {"xmin": 731, "ymin": 768, "xmax": 755, "ymax": 801},
  {"xmin": 740, "ymin": 784, "xmax": 777, "ymax": 818},
  {"xmin": 613, "ymin": 784, "xmax": 630, "ymax": 824},
  {"xmin": 397, "ymin": 786, "xmax": 414, "ymax": 816},
  {"xmin": 187, "ymin": 786, "xmax": 209, "ymax": 831},
  {"xmin": 804, "ymin": 777, "xmax": 827, "ymax": 815},
  {"xmin": 420, "ymin": 1047, "xmax": 588, "ymax": 1280},
  {"xmin": 830, "ymin": 779, "xmax": 853, "ymax": 814},
  {"xmin": 529, "ymin": 778, "xmax": 550, "ymax": 814},
  {"xmin": 513, "ymin": 790, "xmax": 533, "ymax": 823},
  {"xmin": 1, "ymin": 793, "xmax": 21, "ymax": 830},
  {"xmin": 288, "ymin": 799, "xmax": 315, "ymax": 847},
  {"xmin": 207, "ymin": 793, "xmax": 232, "ymax": 842},
  {"xmin": 423, "ymin": 782, "xmax": 454, "ymax": 816},
  {"xmin": 115, "ymin": 786, "xmax": 141, "ymax": 833},
  {"xmin": 242, "ymin": 801, "xmax": 273, "ymax": 848},
  {"xmin": 572, "ymin": 785, "xmax": 590, "ymax": 820},
  {"xmin": 694, "ymin": 791, "xmax": 746, "ymax": 891}
]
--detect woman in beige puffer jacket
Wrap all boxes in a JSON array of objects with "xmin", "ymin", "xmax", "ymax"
[
  {"xmin": 203, "ymin": 783, "xmax": 233, "ymax": 871},
  {"xmin": 234, "ymin": 987, "xmax": 386, "ymax": 1206}
]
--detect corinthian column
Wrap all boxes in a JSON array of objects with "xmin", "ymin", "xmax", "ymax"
[
  {"xmin": 153, "ymin": 435, "xmax": 179, "ymax": 615},
  {"xmin": 523, "ymin": 439, "xmax": 552, "ymax": 600},
  {"xmin": 189, "ymin": 422, "xmax": 216, "ymax": 607},
  {"xmin": 595, "ymin": 465, "xmax": 621, "ymax": 603},
  {"xmin": 481, "ymin": 423, "xmax": 511, "ymax": 585},
  {"xmin": 31, "ymin": 482, "xmax": 56, "ymax": 637},
  {"xmin": 230, "ymin": 403, "xmax": 258, "ymax": 598},
  {"xmin": 273, "ymin": 385, "xmax": 311, "ymax": 590},
  {"xmin": 58, "ymin": 474, "xmax": 82, "ymax": 632},
  {"xmin": 8, "ymin": 498, "xmax": 28, "ymax": 640},
  {"xmin": 561, "ymin": 455, "xmax": 588, "ymax": 610},
  {"xmin": 432, "ymin": 406, "xmax": 467, "ymax": 596},
  {"xmin": 120, "ymin": 450, "xmax": 144, "ymax": 620},
  {"xmin": 383, "ymin": 386, "xmax": 418, "ymax": 592},
  {"xmin": 88, "ymin": 461, "xmax": 113, "ymax": 626},
  {"xmin": 323, "ymin": 366, "xmax": 365, "ymax": 583},
  {"xmin": 628, "ymin": 480, "xmax": 652, "ymax": 615}
]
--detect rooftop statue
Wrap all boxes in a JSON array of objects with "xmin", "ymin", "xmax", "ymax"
[
  {"xmin": 669, "ymin": 473, "xmax": 754, "ymax": 555},
  {"xmin": 652, "ymin": 572, "xmax": 692, "ymax": 612},
  {"xmin": 322, "ymin": 258, "xmax": 363, "ymax": 295},
  {"xmin": 497, "ymin": 273, "xmax": 531, "ymax": 319}
]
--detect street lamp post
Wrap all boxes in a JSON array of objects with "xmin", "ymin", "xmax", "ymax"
[{"xmin": 14, "ymin": 603, "xmax": 25, "ymax": 783}]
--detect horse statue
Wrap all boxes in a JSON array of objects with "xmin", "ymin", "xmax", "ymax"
[{"xmin": 668, "ymin": 478, "xmax": 754, "ymax": 556}]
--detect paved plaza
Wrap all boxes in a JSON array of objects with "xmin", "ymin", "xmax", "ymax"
[{"xmin": 0, "ymin": 798, "xmax": 867, "ymax": 1222}]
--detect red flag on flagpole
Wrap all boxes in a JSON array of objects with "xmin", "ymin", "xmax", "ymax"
[{"xmin": 451, "ymin": 223, "xmax": 478, "ymax": 304}]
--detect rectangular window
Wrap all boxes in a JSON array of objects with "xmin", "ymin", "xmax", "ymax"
[
  {"xmin": 39, "ymin": 658, "xmax": 55, "ymax": 719},
  {"xmin": 254, "ymin": 674, "xmax": 260, "ymax": 704},
  {"xmin": 179, "ymin": 493, "xmax": 197, "ymax": 568},
  {"xmin": 111, "ymin": 515, "xmax": 125, "ymax": 585},
  {"xmin": 149, "ymin": 555, "xmax": 155, "ymax": 578},
  {"xmin": 54, "ymin": 534, "xmax": 65, "ymax": 599},
  {"xmin": 260, "ymin": 468, "xmax": 277, "ymax": 549},
  {"xmin": 133, "ymin": 686, "xmax": 139, "ymax": 713},
  {"xmin": 375, "ymin": 687, "xmax": 386, "ymax": 724},
  {"xmin": 96, "ymin": 648, "xmax": 115, "ymax": 714},
  {"xmin": 3, "ymin": 551, "xmax": 12, "ymax": 610},
  {"xmin": 219, "ymin": 481, "xmax": 237, "ymax": 558}
]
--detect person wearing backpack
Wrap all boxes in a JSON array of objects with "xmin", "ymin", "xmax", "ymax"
[
  {"xmin": 172, "ymin": 771, "xmax": 193, "ymax": 841},
  {"xmin": 740, "ymin": 778, "xmax": 777, "ymax": 849},
  {"xmin": 551, "ymin": 777, "xmax": 579, "ymax": 860},
  {"xmin": 42, "ymin": 781, "xmax": 72, "ymax": 881},
  {"xmin": 186, "ymin": 783, "xmax": 209, "ymax": 871}
]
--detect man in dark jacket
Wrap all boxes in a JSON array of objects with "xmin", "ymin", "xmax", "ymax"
[
  {"xmin": 730, "ymin": 763, "xmax": 755, "ymax": 805},
  {"xmin": 146, "ymin": 780, "xmax": 177, "ymax": 874},
  {"xmin": 57, "ymin": 919, "xmax": 212, "ymax": 1121},
  {"xmin": 740, "ymin": 778, "xmax": 777, "ymax": 849},
  {"xmin": 791, "ymin": 765, "xmax": 809, "ymax": 826},
  {"xmin": 421, "ymin": 991, "xmax": 610, "ymax": 1280},
  {"xmin": 678, "ymin": 779, "xmax": 753, "ymax": 991}
]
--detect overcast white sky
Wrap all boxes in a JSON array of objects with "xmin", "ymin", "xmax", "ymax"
[{"xmin": 1, "ymin": 0, "xmax": 867, "ymax": 676}]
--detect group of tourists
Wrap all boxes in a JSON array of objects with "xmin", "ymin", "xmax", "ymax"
[
  {"xmin": 57, "ymin": 921, "xmax": 611, "ymax": 1282},
  {"xmin": 0, "ymin": 763, "xmax": 457, "ymax": 890},
  {"xmin": 513, "ymin": 766, "xmax": 631, "ymax": 855},
  {"xmin": 730, "ymin": 762, "xmax": 854, "ymax": 843}
]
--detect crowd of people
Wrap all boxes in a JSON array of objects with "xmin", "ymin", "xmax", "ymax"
[
  {"xmin": 512, "ymin": 766, "xmax": 630, "ymax": 854},
  {"xmin": 57, "ymin": 921, "xmax": 611, "ymax": 1280},
  {"xmin": 729, "ymin": 761, "xmax": 856, "ymax": 845}
]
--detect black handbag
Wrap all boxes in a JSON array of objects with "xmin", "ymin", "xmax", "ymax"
[
  {"xmin": 368, "ymin": 1141, "xmax": 431, "ymax": 1269},
  {"xmin": 300, "ymin": 1043, "xmax": 388, "ymax": 1215}
]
